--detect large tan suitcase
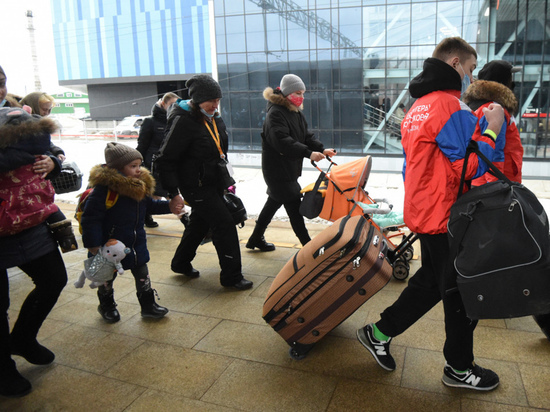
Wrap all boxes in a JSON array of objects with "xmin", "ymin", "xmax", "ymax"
[{"xmin": 263, "ymin": 214, "xmax": 393, "ymax": 359}]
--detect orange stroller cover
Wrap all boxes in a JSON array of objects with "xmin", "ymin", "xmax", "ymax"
[{"xmin": 319, "ymin": 156, "xmax": 374, "ymax": 222}]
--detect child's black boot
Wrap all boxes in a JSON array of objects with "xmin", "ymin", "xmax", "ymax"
[
  {"xmin": 49, "ymin": 219, "xmax": 78, "ymax": 253},
  {"xmin": 97, "ymin": 287, "xmax": 120, "ymax": 323},
  {"xmin": 137, "ymin": 289, "xmax": 168, "ymax": 319}
]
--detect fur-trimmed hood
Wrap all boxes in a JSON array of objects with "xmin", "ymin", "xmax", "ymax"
[
  {"xmin": 263, "ymin": 87, "xmax": 302, "ymax": 112},
  {"xmin": 0, "ymin": 109, "xmax": 58, "ymax": 150},
  {"xmin": 462, "ymin": 80, "xmax": 518, "ymax": 115},
  {"xmin": 88, "ymin": 165, "xmax": 155, "ymax": 201}
]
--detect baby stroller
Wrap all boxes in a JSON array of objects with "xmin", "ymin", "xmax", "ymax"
[{"xmin": 300, "ymin": 156, "xmax": 417, "ymax": 280}]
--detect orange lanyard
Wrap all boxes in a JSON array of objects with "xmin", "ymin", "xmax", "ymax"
[{"xmin": 204, "ymin": 119, "xmax": 225, "ymax": 159}]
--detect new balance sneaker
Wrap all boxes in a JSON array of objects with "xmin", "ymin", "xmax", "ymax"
[
  {"xmin": 356, "ymin": 323, "xmax": 396, "ymax": 371},
  {"xmin": 442, "ymin": 362, "xmax": 500, "ymax": 391}
]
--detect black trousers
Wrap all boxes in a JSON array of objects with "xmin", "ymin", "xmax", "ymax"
[
  {"xmin": 172, "ymin": 186, "xmax": 243, "ymax": 286},
  {"xmin": 0, "ymin": 249, "xmax": 67, "ymax": 373},
  {"xmin": 376, "ymin": 233, "xmax": 477, "ymax": 370},
  {"xmin": 257, "ymin": 196, "xmax": 311, "ymax": 245}
]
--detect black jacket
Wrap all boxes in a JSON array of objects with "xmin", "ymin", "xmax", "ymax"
[
  {"xmin": 81, "ymin": 165, "xmax": 170, "ymax": 270},
  {"xmin": 136, "ymin": 103, "xmax": 169, "ymax": 169},
  {"xmin": 155, "ymin": 99, "xmax": 230, "ymax": 194},
  {"xmin": 261, "ymin": 87, "xmax": 324, "ymax": 203}
]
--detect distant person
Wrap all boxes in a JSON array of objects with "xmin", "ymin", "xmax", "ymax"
[
  {"xmin": 0, "ymin": 66, "xmax": 68, "ymax": 398},
  {"xmin": 20, "ymin": 92, "xmax": 55, "ymax": 117},
  {"xmin": 356, "ymin": 37, "xmax": 505, "ymax": 391},
  {"xmin": 246, "ymin": 74, "xmax": 336, "ymax": 251},
  {"xmin": 462, "ymin": 60, "xmax": 523, "ymax": 184},
  {"xmin": 81, "ymin": 143, "xmax": 174, "ymax": 322},
  {"xmin": 155, "ymin": 75, "xmax": 253, "ymax": 290},
  {"xmin": 394, "ymin": 103, "xmax": 406, "ymax": 123},
  {"xmin": 136, "ymin": 92, "xmax": 179, "ymax": 228},
  {"xmin": 20, "ymin": 91, "xmax": 66, "ymax": 162}
]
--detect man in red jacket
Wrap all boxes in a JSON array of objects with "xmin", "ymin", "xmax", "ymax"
[{"xmin": 357, "ymin": 37, "xmax": 505, "ymax": 391}]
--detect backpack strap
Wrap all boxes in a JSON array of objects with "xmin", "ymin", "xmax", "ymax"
[{"xmin": 105, "ymin": 189, "xmax": 119, "ymax": 208}]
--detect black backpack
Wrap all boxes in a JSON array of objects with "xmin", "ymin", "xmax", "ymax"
[{"xmin": 447, "ymin": 141, "xmax": 550, "ymax": 319}]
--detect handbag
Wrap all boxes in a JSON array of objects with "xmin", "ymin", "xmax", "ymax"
[
  {"xmin": 447, "ymin": 141, "xmax": 550, "ymax": 319},
  {"xmin": 223, "ymin": 192, "xmax": 247, "ymax": 228},
  {"xmin": 299, "ymin": 171, "xmax": 327, "ymax": 219},
  {"xmin": 51, "ymin": 161, "xmax": 83, "ymax": 194}
]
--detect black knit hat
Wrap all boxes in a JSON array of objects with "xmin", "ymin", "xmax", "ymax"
[
  {"xmin": 478, "ymin": 60, "xmax": 521, "ymax": 86},
  {"xmin": 186, "ymin": 75, "xmax": 222, "ymax": 105},
  {"xmin": 104, "ymin": 142, "xmax": 143, "ymax": 170}
]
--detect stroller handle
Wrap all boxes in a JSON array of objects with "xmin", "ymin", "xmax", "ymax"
[{"xmin": 310, "ymin": 156, "xmax": 337, "ymax": 172}]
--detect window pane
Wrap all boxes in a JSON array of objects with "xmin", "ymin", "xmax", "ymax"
[
  {"xmin": 230, "ymin": 93, "xmax": 251, "ymax": 129},
  {"xmin": 225, "ymin": 16, "xmax": 246, "ymax": 52},
  {"xmin": 227, "ymin": 54, "xmax": 249, "ymax": 90},
  {"xmin": 224, "ymin": 0, "xmax": 244, "ymax": 16},
  {"xmin": 411, "ymin": 3, "xmax": 436, "ymax": 46},
  {"xmin": 215, "ymin": 17, "xmax": 226, "ymax": 54},
  {"xmin": 246, "ymin": 14, "xmax": 266, "ymax": 52},
  {"xmin": 248, "ymin": 53, "xmax": 268, "ymax": 91}
]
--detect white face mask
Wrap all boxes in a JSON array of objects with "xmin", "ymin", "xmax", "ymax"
[
  {"xmin": 459, "ymin": 63, "xmax": 471, "ymax": 95},
  {"xmin": 200, "ymin": 107, "xmax": 215, "ymax": 118}
]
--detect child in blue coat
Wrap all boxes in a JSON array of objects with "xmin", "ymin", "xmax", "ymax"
[{"xmin": 81, "ymin": 142, "xmax": 172, "ymax": 322}]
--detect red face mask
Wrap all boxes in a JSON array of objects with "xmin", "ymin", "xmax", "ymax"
[{"xmin": 287, "ymin": 94, "xmax": 304, "ymax": 107}]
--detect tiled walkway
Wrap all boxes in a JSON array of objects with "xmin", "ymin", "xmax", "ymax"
[{"xmin": 2, "ymin": 198, "xmax": 550, "ymax": 411}]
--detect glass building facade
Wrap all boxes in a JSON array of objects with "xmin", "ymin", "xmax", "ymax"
[{"xmin": 213, "ymin": 0, "xmax": 550, "ymax": 159}]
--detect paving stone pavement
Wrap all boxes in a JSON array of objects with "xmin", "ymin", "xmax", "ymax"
[{"xmin": 2, "ymin": 175, "xmax": 550, "ymax": 411}]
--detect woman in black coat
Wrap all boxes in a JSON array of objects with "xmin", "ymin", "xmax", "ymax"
[
  {"xmin": 136, "ymin": 92, "xmax": 179, "ymax": 227},
  {"xmin": 155, "ymin": 75, "xmax": 252, "ymax": 290},
  {"xmin": 246, "ymin": 74, "xmax": 336, "ymax": 251}
]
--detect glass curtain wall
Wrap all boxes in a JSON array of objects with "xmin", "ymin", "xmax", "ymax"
[{"xmin": 213, "ymin": 0, "xmax": 550, "ymax": 159}]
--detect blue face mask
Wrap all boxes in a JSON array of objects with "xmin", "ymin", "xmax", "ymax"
[
  {"xmin": 459, "ymin": 63, "xmax": 471, "ymax": 95},
  {"xmin": 0, "ymin": 99, "xmax": 6, "ymax": 107},
  {"xmin": 200, "ymin": 107, "xmax": 215, "ymax": 118}
]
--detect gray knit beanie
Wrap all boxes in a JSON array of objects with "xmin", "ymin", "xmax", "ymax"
[
  {"xmin": 104, "ymin": 142, "xmax": 143, "ymax": 170},
  {"xmin": 186, "ymin": 75, "xmax": 222, "ymax": 105},
  {"xmin": 280, "ymin": 74, "xmax": 306, "ymax": 96}
]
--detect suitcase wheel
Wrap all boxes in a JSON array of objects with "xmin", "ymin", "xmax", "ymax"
[
  {"xmin": 392, "ymin": 259, "xmax": 409, "ymax": 281},
  {"xmin": 289, "ymin": 347, "xmax": 308, "ymax": 360},
  {"xmin": 403, "ymin": 246, "xmax": 414, "ymax": 262}
]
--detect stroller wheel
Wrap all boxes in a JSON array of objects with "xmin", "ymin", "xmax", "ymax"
[
  {"xmin": 392, "ymin": 260, "xmax": 409, "ymax": 281},
  {"xmin": 403, "ymin": 246, "xmax": 414, "ymax": 261}
]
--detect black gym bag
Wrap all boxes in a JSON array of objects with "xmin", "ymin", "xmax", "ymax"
[{"xmin": 447, "ymin": 141, "xmax": 550, "ymax": 319}]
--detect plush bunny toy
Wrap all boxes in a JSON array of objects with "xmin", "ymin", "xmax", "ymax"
[{"xmin": 74, "ymin": 239, "xmax": 130, "ymax": 288}]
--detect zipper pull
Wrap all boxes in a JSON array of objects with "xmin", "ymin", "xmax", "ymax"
[
  {"xmin": 340, "ymin": 248, "xmax": 346, "ymax": 258},
  {"xmin": 508, "ymin": 200, "xmax": 517, "ymax": 212},
  {"xmin": 319, "ymin": 247, "xmax": 325, "ymax": 256},
  {"xmin": 373, "ymin": 235, "xmax": 380, "ymax": 246},
  {"xmin": 353, "ymin": 257, "xmax": 361, "ymax": 269}
]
